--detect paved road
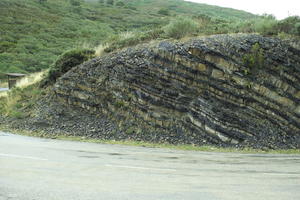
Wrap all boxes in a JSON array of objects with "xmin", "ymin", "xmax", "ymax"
[{"xmin": 0, "ymin": 132, "xmax": 300, "ymax": 200}]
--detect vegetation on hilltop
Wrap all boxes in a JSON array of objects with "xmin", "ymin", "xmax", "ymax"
[
  {"xmin": 0, "ymin": 0, "xmax": 256, "ymax": 75},
  {"xmin": 0, "ymin": 0, "xmax": 299, "ymax": 77},
  {"xmin": 42, "ymin": 48, "xmax": 95, "ymax": 86}
]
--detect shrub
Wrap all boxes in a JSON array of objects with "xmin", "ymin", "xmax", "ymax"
[
  {"xmin": 106, "ymin": 0, "xmax": 114, "ymax": 5},
  {"xmin": 253, "ymin": 16, "xmax": 278, "ymax": 36},
  {"xmin": 124, "ymin": 5, "xmax": 137, "ymax": 10},
  {"xmin": 38, "ymin": 0, "xmax": 47, "ymax": 4},
  {"xmin": 242, "ymin": 43, "xmax": 265, "ymax": 73},
  {"xmin": 0, "ymin": 41, "xmax": 16, "ymax": 53},
  {"xmin": 42, "ymin": 49, "xmax": 95, "ymax": 86},
  {"xmin": 277, "ymin": 16, "xmax": 300, "ymax": 36},
  {"xmin": 116, "ymin": 1, "xmax": 125, "ymax": 7},
  {"xmin": 69, "ymin": 0, "xmax": 82, "ymax": 7},
  {"xmin": 164, "ymin": 17, "xmax": 198, "ymax": 39},
  {"xmin": 104, "ymin": 29, "xmax": 164, "ymax": 53},
  {"xmin": 293, "ymin": 22, "xmax": 300, "ymax": 36},
  {"xmin": 158, "ymin": 8, "xmax": 170, "ymax": 16}
]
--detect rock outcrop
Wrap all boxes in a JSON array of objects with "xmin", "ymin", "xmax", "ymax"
[{"xmin": 36, "ymin": 34, "xmax": 300, "ymax": 149}]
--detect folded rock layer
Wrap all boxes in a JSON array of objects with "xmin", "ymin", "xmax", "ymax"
[{"xmin": 52, "ymin": 34, "xmax": 300, "ymax": 149}]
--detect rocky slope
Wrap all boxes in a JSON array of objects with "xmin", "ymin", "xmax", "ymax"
[{"xmin": 16, "ymin": 34, "xmax": 300, "ymax": 149}]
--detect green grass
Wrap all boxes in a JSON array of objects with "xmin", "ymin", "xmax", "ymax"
[
  {"xmin": 1, "ymin": 0, "xmax": 299, "ymax": 78},
  {"xmin": 0, "ymin": 83, "xmax": 44, "ymax": 118},
  {"xmin": 1, "ymin": 127, "xmax": 299, "ymax": 154},
  {"xmin": 1, "ymin": 0, "xmax": 299, "ymax": 76},
  {"xmin": 0, "ymin": 0, "xmax": 258, "ymax": 75},
  {"xmin": 164, "ymin": 16, "xmax": 198, "ymax": 39},
  {"xmin": 0, "ymin": 0, "xmax": 113, "ymax": 75}
]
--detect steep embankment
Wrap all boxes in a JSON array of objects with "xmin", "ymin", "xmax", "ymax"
[{"xmin": 15, "ymin": 34, "xmax": 300, "ymax": 149}]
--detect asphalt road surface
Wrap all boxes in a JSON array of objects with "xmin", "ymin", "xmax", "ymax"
[{"xmin": 0, "ymin": 132, "xmax": 300, "ymax": 200}]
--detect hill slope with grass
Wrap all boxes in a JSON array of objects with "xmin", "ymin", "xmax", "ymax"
[{"xmin": 0, "ymin": 0, "xmax": 258, "ymax": 75}]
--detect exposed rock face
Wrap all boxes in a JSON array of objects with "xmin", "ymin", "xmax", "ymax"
[{"xmin": 45, "ymin": 34, "xmax": 300, "ymax": 149}]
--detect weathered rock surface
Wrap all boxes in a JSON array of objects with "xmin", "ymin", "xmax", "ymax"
[{"xmin": 17, "ymin": 34, "xmax": 300, "ymax": 149}]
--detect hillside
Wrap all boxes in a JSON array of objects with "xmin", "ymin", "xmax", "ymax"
[
  {"xmin": 0, "ymin": 0, "xmax": 257, "ymax": 75},
  {"xmin": 2, "ymin": 34, "xmax": 299, "ymax": 149}
]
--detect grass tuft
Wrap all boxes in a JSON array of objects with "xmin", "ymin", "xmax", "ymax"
[{"xmin": 0, "ymin": 84, "xmax": 44, "ymax": 118}]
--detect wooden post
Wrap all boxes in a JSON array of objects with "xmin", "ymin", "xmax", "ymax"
[{"xmin": 8, "ymin": 75, "xmax": 10, "ymax": 89}]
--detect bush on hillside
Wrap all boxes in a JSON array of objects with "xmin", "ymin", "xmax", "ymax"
[
  {"xmin": 158, "ymin": 8, "xmax": 170, "ymax": 16},
  {"xmin": 253, "ymin": 15, "xmax": 278, "ymax": 36},
  {"xmin": 294, "ymin": 23, "xmax": 300, "ymax": 36},
  {"xmin": 69, "ymin": 0, "xmax": 82, "ymax": 7},
  {"xmin": 228, "ymin": 15, "xmax": 300, "ymax": 37},
  {"xmin": 242, "ymin": 43, "xmax": 265, "ymax": 74},
  {"xmin": 41, "ymin": 49, "xmax": 95, "ymax": 87},
  {"xmin": 106, "ymin": 0, "xmax": 114, "ymax": 5},
  {"xmin": 277, "ymin": 16, "xmax": 300, "ymax": 36},
  {"xmin": 124, "ymin": 5, "xmax": 137, "ymax": 10},
  {"xmin": 104, "ymin": 28, "xmax": 164, "ymax": 52},
  {"xmin": 116, "ymin": 1, "xmax": 125, "ymax": 7},
  {"xmin": 164, "ymin": 17, "xmax": 198, "ymax": 39},
  {"xmin": 38, "ymin": 0, "xmax": 47, "ymax": 4}
]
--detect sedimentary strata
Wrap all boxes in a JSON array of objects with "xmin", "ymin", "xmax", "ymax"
[{"xmin": 39, "ymin": 34, "xmax": 300, "ymax": 149}]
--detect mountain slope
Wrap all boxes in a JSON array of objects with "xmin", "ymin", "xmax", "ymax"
[
  {"xmin": 0, "ymin": 0, "xmax": 257, "ymax": 75},
  {"xmin": 124, "ymin": 0, "xmax": 255, "ymax": 20}
]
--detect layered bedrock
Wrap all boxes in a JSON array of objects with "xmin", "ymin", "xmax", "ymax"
[{"xmin": 52, "ymin": 34, "xmax": 300, "ymax": 149}]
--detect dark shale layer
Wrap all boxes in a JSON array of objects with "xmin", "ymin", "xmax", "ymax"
[{"xmin": 29, "ymin": 34, "xmax": 300, "ymax": 148}]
